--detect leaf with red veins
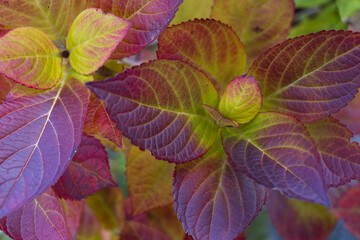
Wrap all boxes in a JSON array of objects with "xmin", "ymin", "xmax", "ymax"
[
  {"xmin": 173, "ymin": 139, "xmax": 266, "ymax": 240},
  {"xmin": 0, "ymin": 69, "xmax": 90, "ymax": 218},
  {"xmin": 86, "ymin": 60, "xmax": 219, "ymax": 164},
  {"xmin": 157, "ymin": 19, "xmax": 247, "ymax": 89},
  {"xmin": 87, "ymin": 0, "xmax": 183, "ymax": 58},
  {"xmin": 52, "ymin": 134, "xmax": 117, "ymax": 200},
  {"xmin": 83, "ymin": 93, "xmax": 122, "ymax": 148},
  {"xmin": 332, "ymin": 185, "xmax": 360, "ymax": 238},
  {"xmin": 0, "ymin": 189, "xmax": 71, "ymax": 240},
  {"xmin": 248, "ymin": 30, "xmax": 360, "ymax": 123},
  {"xmin": 0, "ymin": 74, "xmax": 13, "ymax": 104},
  {"xmin": 211, "ymin": 0, "xmax": 294, "ymax": 65},
  {"xmin": 267, "ymin": 190, "xmax": 336, "ymax": 240},
  {"xmin": 60, "ymin": 199, "xmax": 86, "ymax": 239},
  {"xmin": 305, "ymin": 117, "xmax": 360, "ymax": 187},
  {"xmin": 222, "ymin": 112, "xmax": 330, "ymax": 206}
]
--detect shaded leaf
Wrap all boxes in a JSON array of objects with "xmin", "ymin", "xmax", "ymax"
[
  {"xmin": 202, "ymin": 104, "xmax": 238, "ymax": 128},
  {"xmin": 268, "ymin": 190, "xmax": 336, "ymax": 240},
  {"xmin": 170, "ymin": 0, "xmax": 213, "ymax": 25},
  {"xmin": 0, "ymin": 27, "xmax": 62, "ymax": 90},
  {"xmin": 222, "ymin": 112, "xmax": 329, "ymax": 205},
  {"xmin": 86, "ymin": 60, "xmax": 219, "ymax": 163},
  {"xmin": 0, "ymin": 69, "xmax": 90, "ymax": 218},
  {"xmin": 0, "ymin": 0, "xmax": 71, "ymax": 42},
  {"xmin": 0, "ymin": 74, "xmax": 13, "ymax": 104},
  {"xmin": 248, "ymin": 30, "xmax": 360, "ymax": 122},
  {"xmin": 173, "ymin": 139, "xmax": 266, "ymax": 240},
  {"xmin": 127, "ymin": 146, "xmax": 174, "ymax": 217},
  {"xmin": 158, "ymin": 19, "xmax": 246, "ymax": 89},
  {"xmin": 121, "ymin": 220, "xmax": 171, "ymax": 240},
  {"xmin": 0, "ymin": 189, "xmax": 71, "ymax": 240},
  {"xmin": 0, "ymin": 24, "xmax": 10, "ymax": 37},
  {"xmin": 53, "ymin": 134, "xmax": 117, "ymax": 200},
  {"xmin": 60, "ymin": 199, "xmax": 86, "ymax": 239},
  {"xmin": 305, "ymin": 117, "xmax": 360, "ymax": 187},
  {"xmin": 67, "ymin": 8, "xmax": 131, "ymax": 75},
  {"xmin": 336, "ymin": 0, "xmax": 360, "ymax": 22},
  {"xmin": 211, "ymin": 0, "xmax": 294, "ymax": 65},
  {"xmin": 328, "ymin": 181, "xmax": 359, "ymax": 206},
  {"xmin": 295, "ymin": 0, "xmax": 330, "ymax": 8},
  {"xmin": 76, "ymin": 204, "xmax": 102, "ymax": 240}
]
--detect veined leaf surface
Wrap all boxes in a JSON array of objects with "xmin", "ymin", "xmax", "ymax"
[
  {"xmin": 173, "ymin": 139, "xmax": 266, "ymax": 240},
  {"xmin": 157, "ymin": 19, "xmax": 246, "ymax": 89},
  {"xmin": 0, "ymin": 74, "xmax": 13, "ymax": 104},
  {"xmin": 0, "ymin": 69, "xmax": 90, "ymax": 218},
  {"xmin": 222, "ymin": 112, "xmax": 329, "ymax": 205},
  {"xmin": 67, "ymin": 8, "xmax": 131, "ymax": 75},
  {"xmin": 86, "ymin": 60, "xmax": 219, "ymax": 163},
  {"xmin": 0, "ymin": 27, "xmax": 62, "ymax": 90},
  {"xmin": 248, "ymin": 30, "xmax": 360, "ymax": 122},
  {"xmin": 0, "ymin": 0, "xmax": 71, "ymax": 42}
]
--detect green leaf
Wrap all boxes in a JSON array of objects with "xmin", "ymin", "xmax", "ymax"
[
  {"xmin": 336, "ymin": 0, "xmax": 360, "ymax": 22},
  {"xmin": 170, "ymin": 0, "xmax": 213, "ymax": 25},
  {"xmin": 295, "ymin": 0, "xmax": 331, "ymax": 8},
  {"xmin": 67, "ymin": 8, "xmax": 131, "ymax": 75},
  {"xmin": 0, "ymin": 27, "xmax": 61, "ymax": 90}
]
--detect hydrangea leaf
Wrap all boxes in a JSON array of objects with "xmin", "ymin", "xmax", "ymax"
[
  {"xmin": 53, "ymin": 134, "xmax": 117, "ymax": 200},
  {"xmin": 202, "ymin": 104, "xmax": 238, "ymax": 128},
  {"xmin": 60, "ymin": 199, "xmax": 86, "ymax": 239},
  {"xmin": 0, "ymin": 68, "xmax": 90, "ymax": 218},
  {"xmin": 120, "ymin": 221, "xmax": 172, "ymax": 240},
  {"xmin": 268, "ymin": 190, "xmax": 336, "ymax": 240},
  {"xmin": 327, "ymin": 181, "xmax": 359, "ymax": 206},
  {"xmin": 173, "ymin": 139, "xmax": 266, "ymax": 240},
  {"xmin": 170, "ymin": 0, "xmax": 213, "ymax": 25},
  {"xmin": 248, "ymin": 30, "xmax": 360, "ymax": 123},
  {"xmin": 87, "ymin": 0, "xmax": 183, "ymax": 59},
  {"xmin": 0, "ymin": 189, "xmax": 71, "ymax": 240},
  {"xmin": 0, "ymin": 27, "xmax": 62, "ymax": 90},
  {"xmin": 86, "ymin": 60, "xmax": 219, "ymax": 163},
  {"xmin": 0, "ymin": 74, "xmax": 13, "ymax": 104},
  {"xmin": 222, "ymin": 112, "xmax": 329, "ymax": 206},
  {"xmin": 305, "ymin": 117, "xmax": 360, "ymax": 187},
  {"xmin": 0, "ymin": 24, "xmax": 10, "ymax": 37},
  {"xmin": 76, "ymin": 204, "xmax": 102, "ymax": 239},
  {"xmin": 219, "ymin": 75, "xmax": 262, "ymax": 124},
  {"xmin": 0, "ymin": 0, "xmax": 71, "ymax": 42},
  {"xmin": 333, "ymin": 92, "xmax": 360, "ymax": 135},
  {"xmin": 211, "ymin": 0, "xmax": 294, "ymax": 65},
  {"xmin": 127, "ymin": 146, "xmax": 174, "ymax": 217},
  {"xmin": 67, "ymin": 8, "xmax": 131, "ymax": 75},
  {"xmin": 157, "ymin": 19, "xmax": 246, "ymax": 89}
]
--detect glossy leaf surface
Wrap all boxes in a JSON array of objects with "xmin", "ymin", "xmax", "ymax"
[
  {"xmin": 86, "ymin": 60, "xmax": 219, "ymax": 163},
  {"xmin": 0, "ymin": 74, "xmax": 13, "ymax": 104},
  {"xmin": 53, "ymin": 134, "xmax": 117, "ymax": 200},
  {"xmin": 0, "ymin": 70, "xmax": 90, "ymax": 217},
  {"xmin": 88, "ymin": 0, "xmax": 183, "ymax": 58},
  {"xmin": 158, "ymin": 19, "xmax": 246, "ymax": 88},
  {"xmin": 219, "ymin": 76, "xmax": 262, "ymax": 124},
  {"xmin": 305, "ymin": 117, "xmax": 360, "ymax": 187},
  {"xmin": 222, "ymin": 112, "xmax": 329, "ymax": 205},
  {"xmin": 0, "ymin": 189, "xmax": 71, "ymax": 240},
  {"xmin": 0, "ymin": 0, "xmax": 71, "ymax": 41},
  {"xmin": 268, "ymin": 190, "xmax": 336, "ymax": 240},
  {"xmin": 211, "ymin": 0, "xmax": 294, "ymax": 64},
  {"xmin": 0, "ymin": 27, "xmax": 61, "ymax": 90},
  {"xmin": 67, "ymin": 8, "xmax": 131, "ymax": 75},
  {"xmin": 173, "ymin": 139, "xmax": 266, "ymax": 240},
  {"xmin": 248, "ymin": 30, "xmax": 360, "ymax": 122}
]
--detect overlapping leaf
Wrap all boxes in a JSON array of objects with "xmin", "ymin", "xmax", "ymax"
[
  {"xmin": 0, "ymin": 0, "xmax": 71, "ymax": 42},
  {"xmin": 127, "ymin": 146, "xmax": 174, "ymax": 217},
  {"xmin": 267, "ymin": 190, "xmax": 336, "ymax": 240},
  {"xmin": 67, "ymin": 8, "xmax": 131, "ymax": 75},
  {"xmin": 202, "ymin": 104, "xmax": 238, "ymax": 128},
  {"xmin": 86, "ymin": 60, "xmax": 219, "ymax": 163},
  {"xmin": 211, "ymin": 0, "xmax": 294, "ymax": 65},
  {"xmin": 157, "ymin": 19, "xmax": 246, "ymax": 89},
  {"xmin": 0, "ymin": 24, "xmax": 10, "ymax": 37},
  {"xmin": 222, "ymin": 112, "xmax": 329, "ymax": 205},
  {"xmin": 60, "ymin": 199, "xmax": 86, "ymax": 239},
  {"xmin": 305, "ymin": 117, "xmax": 360, "ymax": 187},
  {"xmin": 120, "ymin": 221, "xmax": 172, "ymax": 240},
  {"xmin": 53, "ymin": 134, "xmax": 117, "ymax": 200},
  {"xmin": 170, "ymin": 0, "xmax": 213, "ymax": 25},
  {"xmin": 0, "ymin": 189, "xmax": 71, "ymax": 240},
  {"xmin": 173, "ymin": 139, "xmax": 266, "ymax": 240},
  {"xmin": 0, "ymin": 69, "xmax": 90, "ymax": 218},
  {"xmin": 87, "ymin": 0, "xmax": 183, "ymax": 58},
  {"xmin": 0, "ymin": 27, "xmax": 62, "ymax": 89},
  {"xmin": 333, "ymin": 92, "xmax": 360, "ymax": 135},
  {"xmin": 0, "ymin": 74, "xmax": 13, "ymax": 104},
  {"xmin": 76, "ymin": 204, "xmax": 102, "ymax": 239},
  {"xmin": 248, "ymin": 30, "xmax": 360, "ymax": 122}
]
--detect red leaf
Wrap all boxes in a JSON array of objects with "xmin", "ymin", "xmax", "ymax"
[
  {"xmin": 0, "ymin": 74, "xmax": 13, "ymax": 104},
  {"xmin": 60, "ymin": 199, "xmax": 86, "ymax": 239},
  {"xmin": 120, "ymin": 220, "xmax": 171, "ymax": 240},
  {"xmin": 0, "ymin": 70, "xmax": 90, "ymax": 217},
  {"xmin": 83, "ymin": 93, "xmax": 122, "ymax": 148},
  {"xmin": 173, "ymin": 139, "xmax": 266, "ymax": 240},
  {"xmin": 332, "ymin": 185, "xmax": 360, "ymax": 238},
  {"xmin": 305, "ymin": 117, "xmax": 360, "ymax": 187},
  {"xmin": 76, "ymin": 204, "xmax": 102, "ymax": 239},
  {"xmin": 0, "ymin": 188, "xmax": 71, "ymax": 240},
  {"xmin": 248, "ymin": 30, "xmax": 360, "ymax": 122},
  {"xmin": 222, "ymin": 112, "xmax": 329, "ymax": 205},
  {"xmin": 53, "ymin": 134, "xmax": 117, "ymax": 200},
  {"xmin": 86, "ymin": 60, "xmax": 219, "ymax": 163},
  {"xmin": 88, "ymin": 0, "xmax": 183, "ymax": 58},
  {"xmin": 328, "ymin": 181, "xmax": 359, "ymax": 206},
  {"xmin": 0, "ymin": 24, "xmax": 10, "ymax": 37}
]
